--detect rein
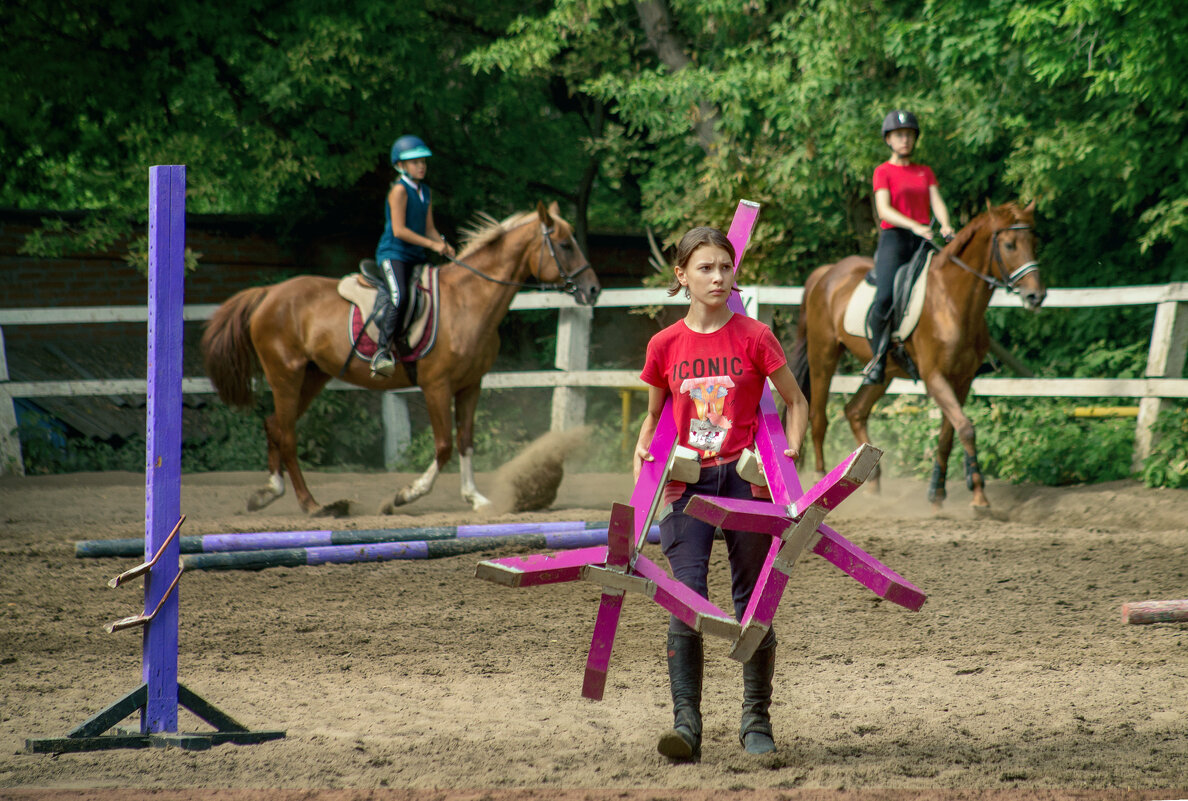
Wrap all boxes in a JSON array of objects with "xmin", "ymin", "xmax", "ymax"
[
  {"xmin": 439, "ymin": 222, "xmax": 592, "ymax": 297},
  {"xmin": 929, "ymin": 223, "xmax": 1038, "ymax": 295}
]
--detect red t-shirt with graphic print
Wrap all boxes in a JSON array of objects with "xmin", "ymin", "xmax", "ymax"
[
  {"xmin": 640, "ymin": 313, "xmax": 787, "ymax": 462},
  {"xmin": 873, "ymin": 161, "xmax": 936, "ymax": 229}
]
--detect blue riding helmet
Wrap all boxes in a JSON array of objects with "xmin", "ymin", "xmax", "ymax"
[
  {"xmin": 881, "ymin": 110, "xmax": 919, "ymax": 138},
  {"xmin": 391, "ymin": 135, "xmax": 433, "ymax": 164}
]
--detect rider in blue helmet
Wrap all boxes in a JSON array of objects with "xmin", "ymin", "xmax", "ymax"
[
  {"xmin": 371, "ymin": 135, "xmax": 455, "ymax": 377},
  {"xmin": 864, "ymin": 110, "xmax": 954, "ymax": 385}
]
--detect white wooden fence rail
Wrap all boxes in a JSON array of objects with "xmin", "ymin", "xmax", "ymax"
[{"xmin": 1, "ymin": 283, "xmax": 1186, "ymax": 476}]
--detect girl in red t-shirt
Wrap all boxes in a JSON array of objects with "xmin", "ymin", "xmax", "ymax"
[
  {"xmin": 633, "ymin": 226, "xmax": 808, "ymax": 761},
  {"xmin": 865, "ymin": 110, "xmax": 954, "ymax": 384}
]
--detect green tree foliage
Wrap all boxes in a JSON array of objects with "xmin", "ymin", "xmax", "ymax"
[
  {"xmin": 5, "ymin": 0, "xmax": 1185, "ymax": 293},
  {"xmin": 466, "ymin": 0, "xmax": 1188, "ymax": 291},
  {"xmin": 5, "ymin": 0, "xmax": 1186, "ymax": 484},
  {"xmin": 0, "ymin": 0, "xmax": 625, "ymax": 260}
]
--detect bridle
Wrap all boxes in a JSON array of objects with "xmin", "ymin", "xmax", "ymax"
[
  {"xmin": 439, "ymin": 221, "xmax": 593, "ymax": 298},
  {"xmin": 935, "ymin": 223, "xmax": 1039, "ymax": 295}
]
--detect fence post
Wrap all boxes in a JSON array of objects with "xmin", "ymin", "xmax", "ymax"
[
  {"xmin": 551, "ymin": 306, "xmax": 592, "ymax": 431},
  {"xmin": 383, "ymin": 392, "xmax": 412, "ymax": 470},
  {"xmin": 1133, "ymin": 295, "xmax": 1188, "ymax": 471},
  {"xmin": 0, "ymin": 325, "xmax": 24, "ymax": 476}
]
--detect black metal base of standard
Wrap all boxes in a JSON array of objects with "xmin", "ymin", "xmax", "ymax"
[{"xmin": 24, "ymin": 682, "xmax": 285, "ymax": 754}]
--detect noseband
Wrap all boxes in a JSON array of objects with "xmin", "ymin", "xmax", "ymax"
[{"xmin": 989, "ymin": 224, "xmax": 1040, "ymax": 290}]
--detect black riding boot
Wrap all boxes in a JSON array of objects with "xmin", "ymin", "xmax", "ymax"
[
  {"xmin": 369, "ymin": 295, "xmax": 398, "ymax": 378},
  {"xmin": 862, "ymin": 312, "xmax": 892, "ymax": 386},
  {"xmin": 739, "ymin": 638, "xmax": 777, "ymax": 754},
  {"xmin": 657, "ymin": 631, "xmax": 703, "ymax": 761}
]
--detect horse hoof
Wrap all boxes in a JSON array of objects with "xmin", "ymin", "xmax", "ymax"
[
  {"xmin": 312, "ymin": 499, "xmax": 351, "ymax": 518},
  {"xmin": 247, "ymin": 490, "xmax": 280, "ymax": 512},
  {"xmin": 971, "ymin": 503, "xmax": 993, "ymax": 518},
  {"xmin": 381, "ymin": 495, "xmax": 411, "ymax": 514}
]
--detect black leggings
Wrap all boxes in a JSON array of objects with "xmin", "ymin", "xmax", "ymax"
[
  {"xmin": 378, "ymin": 258, "xmax": 413, "ymax": 341},
  {"xmin": 871, "ymin": 227, "xmax": 923, "ymax": 323},
  {"xmin": 660, "ymin": 463, "xmax": 772, "ymax": 636}
]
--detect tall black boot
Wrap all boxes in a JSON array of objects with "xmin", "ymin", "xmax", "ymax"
[
  {"xmin": 739, "ymin": 638, "xmax": 777, "ymax": 754},
  {"xmin": 657, "ymin": 631, "xmax": 703, "ymax": 761},
  {"xmin": 369, "ymin": 295, "xmax": 397, "ymax": 378},
  {"xmin": 862, "ymin": 311, "xmax": 892, "ymax": 386}
]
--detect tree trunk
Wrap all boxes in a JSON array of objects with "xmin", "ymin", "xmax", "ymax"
[{"xmin": 633, "ymin": 0, "xmax": 718, "ymax": 152}]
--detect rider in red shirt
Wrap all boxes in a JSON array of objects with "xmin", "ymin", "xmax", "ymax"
[{"xmin": 864, "ymin": 110, "xmax": 954, "ymax": 385}]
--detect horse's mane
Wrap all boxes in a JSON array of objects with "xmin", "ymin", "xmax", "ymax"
[{"xmin": 458, "ymin": 210, "xmax": 537, "ymax": 258}]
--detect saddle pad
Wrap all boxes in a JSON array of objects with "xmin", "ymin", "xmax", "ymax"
[
  {"xmin": 338, "ymin": 275, "xmax": 382, "ymax": 343},
  {"xmin": 337, "ymin": 267, "xmax": 440, "ymax": 362},
  {"xmin": 842, "ymin": 252, "xmax": 932, "ymax": 340}
]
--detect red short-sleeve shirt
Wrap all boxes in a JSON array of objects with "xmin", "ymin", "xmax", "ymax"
[
  {"xmin": 640, "ymin": 314, "xmax": 787, "ymax": 461},
  {"xmin": 873, "ymin": 161, "xmax": 937, "ymax": 229}
]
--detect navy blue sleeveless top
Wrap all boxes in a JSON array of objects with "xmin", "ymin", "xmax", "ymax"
[{"xmin": 376, "ymin": 177, "xmax": 431, "ymax": 264}]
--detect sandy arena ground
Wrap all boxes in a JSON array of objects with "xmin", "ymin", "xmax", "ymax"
[{"xmin": 1, "ymin": 466, "xmax": 1186, "ymax": 801}]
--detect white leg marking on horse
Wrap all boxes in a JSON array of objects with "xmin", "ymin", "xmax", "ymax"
[
  {"xmin": 460, "ymin": 449, "xmax": 491, "ymax": 510},
  {"xmin": 247, "ymin": 471, "xmax": 286, "ymax": 511},
  {"xmin": 403, "ymin": 460, "xmax": 440, "ymax": 503}
]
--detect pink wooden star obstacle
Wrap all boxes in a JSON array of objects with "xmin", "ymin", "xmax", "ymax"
[{"xmin": 475, "ymin": 200, "xmax": 926, "ymax": 699}]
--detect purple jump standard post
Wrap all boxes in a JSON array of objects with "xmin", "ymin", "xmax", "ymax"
[{"xmin": 25, "ymin": 167, "xmax": 283, "ymax": 754}]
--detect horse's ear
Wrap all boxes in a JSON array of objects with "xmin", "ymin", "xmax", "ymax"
[
  {"xmin": 548, "ymin": 200, "xmax": 561, "ymax": 219},
  {"xmin": 1024, "ymin": 198, "xmax": 1037, "ymax": 214},
  {"xmin": 986, "ymin": 198, "xmax": 993, "ymax": 212},
  {"xmin": 536, "ymin": 200, "xmax": 551, "ymax": 224}
]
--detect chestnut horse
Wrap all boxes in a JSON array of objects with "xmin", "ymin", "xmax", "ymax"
[
  {"xmin": 788, "ymin": 201, "xmax": 1045, "ymax": 510},
  {"xmin": 201, "ymin": 201, "xmax": 601, "ymax": 516}
]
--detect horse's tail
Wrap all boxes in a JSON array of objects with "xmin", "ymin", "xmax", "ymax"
[
  {"xmin": 201, "ymin": 286, "xmax": 268, "ymax": 409},
  {"xmin": 787, "ymin": 324, "xmax": 812, "ymax": 406}
]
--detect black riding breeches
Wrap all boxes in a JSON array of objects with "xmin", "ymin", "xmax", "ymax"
[
  {"xmin": 871, "ymin": 227, "xmax": 922, "ymax": 323},
  {"xmin": 378, "ymin": 258, "xmax": 413, "ymax": 344}
]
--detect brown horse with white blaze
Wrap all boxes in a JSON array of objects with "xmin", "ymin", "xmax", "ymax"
[
  {"xmin": 788, "ymin": 201, "xmax": 1045, "ymax": 510},
  {"xmin": 201, "ymin": 201, "xmax": 601, "ymax": 516}
]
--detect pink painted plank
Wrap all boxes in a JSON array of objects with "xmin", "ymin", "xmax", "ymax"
[
  {"xmin": 789, "ymin": 444, "xmax": 879, "ymax": 517},
  {"xmin": 629, "ymin": 397, "xmax": 678, "ymax": 551},
  {"xmin": 632, "ymin": 555, "xmax": 735, "ymax": 633},
  {"xmin": 582, "ymin": 590, "xmax": 626, "ymax": 700},
  {"xmin": 751, "ymin": 393, "xmax": 802, "ymax": 506},
  {"xmin": 731, "ymin": 527, "xmax": 790, "ymax": 653},
  {"xmin": 721, "ymin": 205, "xmax": 802, "ymax": 641},
  {"xmin": 738, "ymin": 558, "xmax": 789, "ymax": 625},
  {"xmin": 725, "ymin": 200, "xmax": 761, "ymax": 278},
  {"xmin": 605, "ymin": 502, "xmax": 635, "ymax": 569},
  {"xmin": 475, "ymin": 545, "xmax": 607, "ymax": 587},
  {"xmin": 682, "ymin": 495, "xmax": 792, "ymax": 539},
  {"xmin": 812, "ymin": 524, "xmax": 927, "ymax": 611}
]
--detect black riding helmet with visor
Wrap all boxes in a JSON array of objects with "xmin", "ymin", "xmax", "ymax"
[{"xmin": 881, "ymin": 110, "xmax": 919, "ymax": 140}]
